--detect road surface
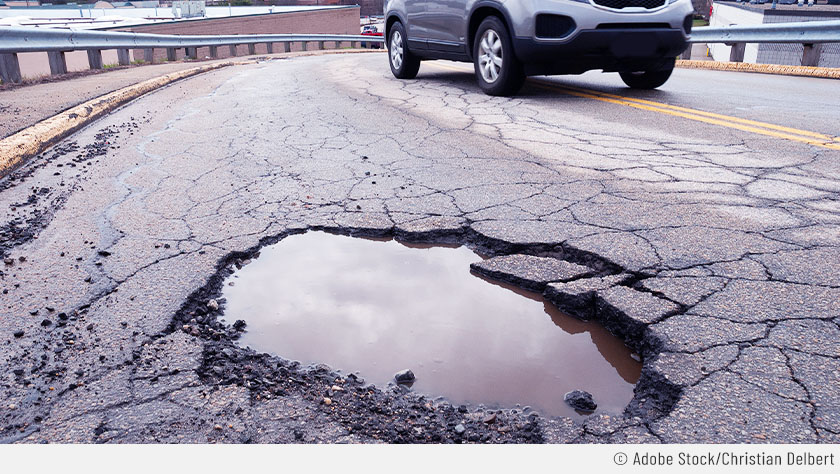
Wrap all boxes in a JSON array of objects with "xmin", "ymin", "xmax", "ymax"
[{"xmin": 1, "ymin": 52, "xmax": 839, "ymax": 443}]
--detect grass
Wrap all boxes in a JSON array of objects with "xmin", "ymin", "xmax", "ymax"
[{"xmin": 693, "ymin": 18, "xmax": 710, "ymax": 27}]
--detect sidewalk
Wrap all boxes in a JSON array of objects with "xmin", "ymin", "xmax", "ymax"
[
  {"xmin": 0, "ymin": 49, "xmax": 382, "ymax": 140},
  {"xmin": 0, "ymin": 61, "xmax": 231, "ymax": 139}
]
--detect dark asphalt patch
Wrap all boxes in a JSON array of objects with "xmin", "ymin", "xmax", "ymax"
[{"xmin": 0, "ymin": 122, "xmax": 147, "ymax": 263}]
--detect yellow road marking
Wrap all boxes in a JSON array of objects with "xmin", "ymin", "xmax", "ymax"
[
  {"xmin": 540, "ymin": 81, "xmax": 840, "ymax": 143},
  {"xmin": 426, "ymin": 61, "xmax": 840, "ymax": 151}
]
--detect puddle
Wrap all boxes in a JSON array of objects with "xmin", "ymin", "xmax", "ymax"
[{"xmin": 220, "ymin": 231, "xmax": 641, "ymax": 418}]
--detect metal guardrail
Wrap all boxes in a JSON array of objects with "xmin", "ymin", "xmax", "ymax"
[
  {"xmin": 0, "ymin": 27, "xmax": 384, "ymax": 83},
  {"xmin": 684, "ymin": 20, "xmax": 840, "ymax": 65},
  {"xmin": 0, "ymin": 27, "xmax": 383, "ymax": 53},
  {"xmin": 689, "ymin": 20, "xmax": 840, "ymax": 44}
]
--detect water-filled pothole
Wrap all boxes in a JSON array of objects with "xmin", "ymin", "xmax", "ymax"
[{"xmin": 220, "ymin": 231, "xmax": 641, "ymax": 418}]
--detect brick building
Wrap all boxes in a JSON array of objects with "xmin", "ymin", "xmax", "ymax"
[{"xmin": 111, "ymin": 5, "xmax": 361, "ymax": 62}]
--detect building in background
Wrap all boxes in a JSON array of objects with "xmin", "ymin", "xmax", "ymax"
[
  {"xmin": 2, "ymin": 3, "xmax": 362, "ymax": 78},
  {"xmin": 4, "ymin": 0, "xmax": 43, "ymax": 6},
  {"xmin": 1, "ymin": 0, "xmax": 382, "ymax": 16},
  {"xmin": 232, "ymin": 0, "xmax": 382, "ymax": 17}
]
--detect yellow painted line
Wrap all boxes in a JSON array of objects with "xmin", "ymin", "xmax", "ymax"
[
  {"xmin": 529, "ymin": 81, "xmax": 840, "ymax": 149},
  {"xmin": 427, "ymin": 61, "xmax": 840, "ymax": 151},
  {"xmin": 541, "ymin": 81, "xmax": 840, "ymax": 143}
]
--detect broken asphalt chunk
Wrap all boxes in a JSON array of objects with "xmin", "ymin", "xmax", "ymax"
[{"xmin": 470, "ymin": 254, "xmax": 593, "ymax": 292}]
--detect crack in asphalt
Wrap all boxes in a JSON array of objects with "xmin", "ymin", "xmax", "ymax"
[{"xmin": 1, "ymin": 55, "xmax": 838, "ymax": 444}]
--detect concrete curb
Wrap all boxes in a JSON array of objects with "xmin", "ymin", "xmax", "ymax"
[
  {"xmin": 0, "ymin": 49, "xmax": 383, "ymax": 178},
  {"xmin": 676, "ymin": 59, "xmax": 840, "ymax": 79}
]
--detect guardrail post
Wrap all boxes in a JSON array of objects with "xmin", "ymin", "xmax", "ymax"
[
  {"xmin": 209, "ymin": 46, "xmax": 218, "ymax": 58},
  {"xmin": 248, "ymin": 43, "xmax": 256, "ymax": 55},
  {"xmin": 186, "ymin": 47, "xmax": 197, "ymax": 60},
  {"xmin": 0, "ymin": 53, "xmax": 22, "ymax": 84},
  {"xmin": 47, "ymin": 51, "xmax": 68, "ymax": 75},
  {"xmin": 680, "ymin": 44, "xmax": 691, "ymax": 60},
  {"xmin": 283, "ymin": 42, "xmax": 291, "ymax": 53},
  {"xmin": 87, "ymin": 49, "xmax": 103, "ymax": 69},
  {"xmin": 728, "ymin": 42, "xmax": 745, "ymax": 62},
  {"xmin": 266, "ymin": 43, "xmax": 273, "ymax": 54},
  {"xmin": 117, "ymin": 48, "xmax": 131, "ymax": 66},
  {"xmin": 318, "ymin": 41, "xmax": 325, "ymax": 50},
  {"xmin": 302, "ymin": 41, "xmax": 309, "ymax": 51},
  {"xmin": 229, "ymin": 45, "xmax": 238, "ymax": 57},
  {"xmin": 802, "ymin": 43, "xmax": 822, "ymax": 67},
  {"xmin": 144, "ymin": 48, "xmax": 155, "ymax": 63},
  {"xmin": 166, "ymin": 48, "xmax": 177, "ymax": 61}
]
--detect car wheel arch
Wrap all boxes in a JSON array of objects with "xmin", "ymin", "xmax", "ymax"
[
  {"xmin": 467, "ymin": 3, "xmax": 517, "ymax": 61},
  {"xmin": 385, "ymin": 14, "xmax": 406, "ymax": 48}
]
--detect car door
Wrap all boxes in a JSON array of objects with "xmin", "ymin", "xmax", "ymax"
[
  {"xmin": 425, "ymin": 0, "xmax": 468, "ymax": 54},
  {"xmin": 405, "ymin": 0, "xmax": 430, "ymax": 50}
]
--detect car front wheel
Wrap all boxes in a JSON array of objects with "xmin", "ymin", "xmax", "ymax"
[
  {"xmin": 619, "ymin": 58, "xmax": 675, "ymax": 89},
  {"xmin": 473, "ymin": 16, "xmax": 525, "ymax": 96},
  {"xmin": 388, "ymin": 22, "xmax": 421, "ymax": 79}
]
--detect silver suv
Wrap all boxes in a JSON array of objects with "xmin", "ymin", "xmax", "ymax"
[{"xmin": 384, "ymin": 0, "xmax": 694, "ymax": 95}]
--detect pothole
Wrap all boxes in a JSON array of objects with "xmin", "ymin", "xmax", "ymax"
[{"xmin": 219, "ymin": 231, "xmax": 641, "ymax": 418}]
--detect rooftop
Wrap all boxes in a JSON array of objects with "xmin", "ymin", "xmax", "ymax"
[{"xmin": 0, "ymin": 4, "xmax": 356, "ymax": 29}]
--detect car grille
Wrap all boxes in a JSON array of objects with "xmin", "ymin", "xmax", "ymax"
[{"xmin": 592, "ymin": 0, "xmax": 668, "ymax": 10}]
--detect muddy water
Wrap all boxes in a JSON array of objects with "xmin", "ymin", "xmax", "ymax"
[{"xmin": 221, "ymin": 231, "xmax": 641, "ymax": 418}]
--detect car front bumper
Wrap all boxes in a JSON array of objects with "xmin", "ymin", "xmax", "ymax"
[
  {"xmin": 513, "ymin": 27, "xmax": 687, "ymax": 63},
  {"xmin": 502, "ymin": 0, "xmax": 692, "ymax": 71}
]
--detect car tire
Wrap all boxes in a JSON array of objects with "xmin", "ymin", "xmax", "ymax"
[
  {"xmin": 619, "ymin": 58, "xmax": 676, "ymax": 89},
  {"xmin": 388, "ymin": 22, "xmax": 421, "ymax": 79},
  {"xmin": 473, "ymin": 16, "xmax": 525, "ymax": 96}
]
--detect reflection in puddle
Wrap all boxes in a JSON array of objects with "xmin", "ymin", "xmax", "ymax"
[{"xmin": 221, "ymin": 231, "xmax": 641, "ymax": 418}]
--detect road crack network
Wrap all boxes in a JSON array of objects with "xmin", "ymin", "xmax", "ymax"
[{"xmin": 1, "ymin": 55, "xmax": 838, "ymax": 444}]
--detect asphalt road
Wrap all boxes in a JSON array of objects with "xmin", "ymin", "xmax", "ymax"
[{"xmin": 1, "ymin": 52, "xmax": 838, "ymax": 443}]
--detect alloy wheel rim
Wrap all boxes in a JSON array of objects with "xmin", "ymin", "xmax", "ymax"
[
  {"xmin": 391, "ymin": 31, "xmax": 404, "ymax": 70},
  {"xmin": 478, "ymin": 29, "xmax": 502, "ymax": 83}
]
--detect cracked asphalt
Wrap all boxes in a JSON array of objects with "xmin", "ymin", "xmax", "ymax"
[{"xmin": 1, "ymin": 52, "xmax": 839, "ymax": 444}]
